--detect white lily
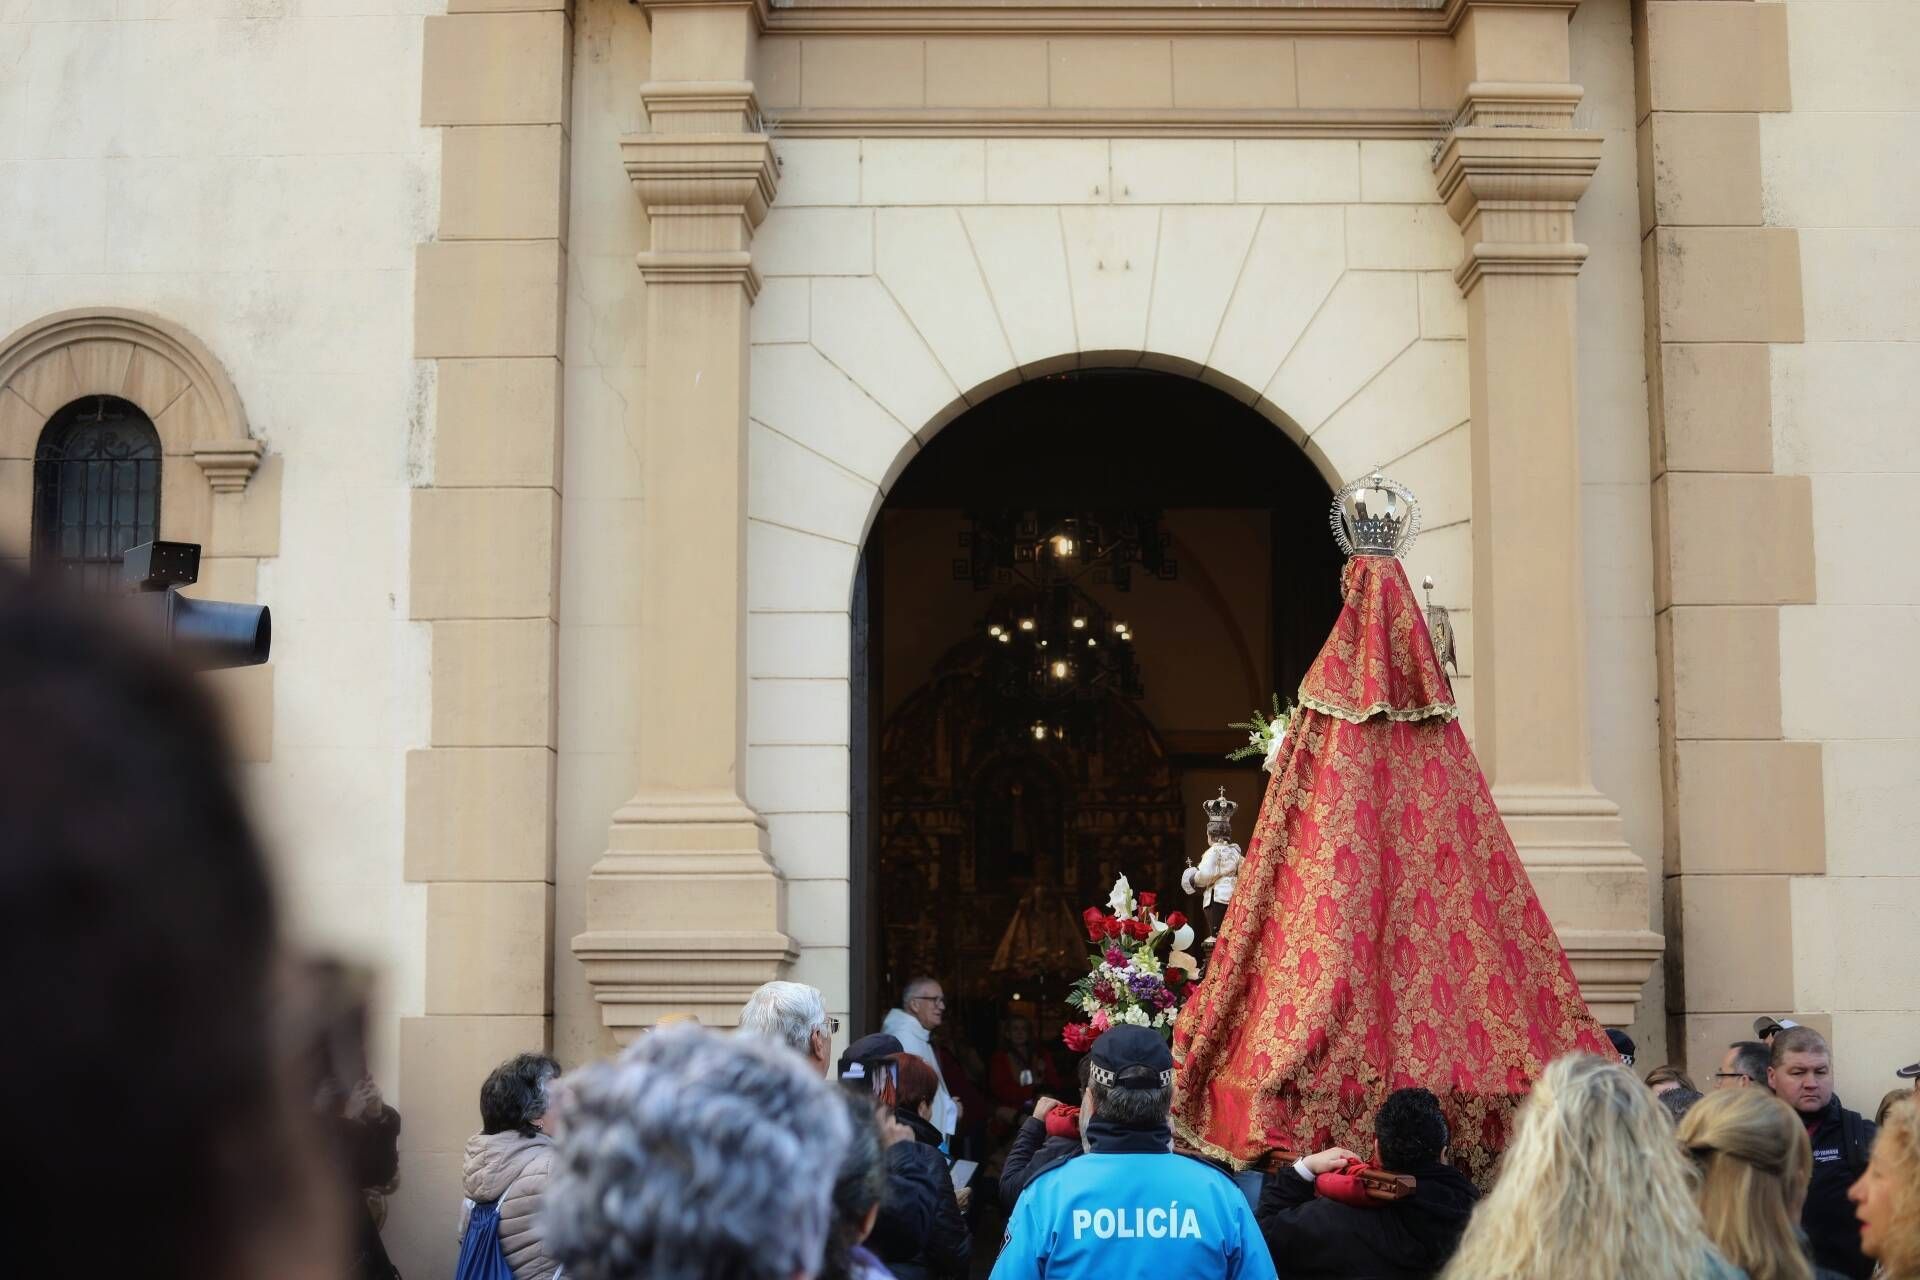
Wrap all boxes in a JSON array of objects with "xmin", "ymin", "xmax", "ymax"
[
  {"xmin": 1107, "ymin": 874, "xmax": 1134, "ymax": 918},
  {"xmin": 1173, "ymin": 923, "xmax": 1196, "ymax": 951}
]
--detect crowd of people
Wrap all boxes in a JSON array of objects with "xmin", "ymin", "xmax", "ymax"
[{"xmin": 6, "ymin": 560, "xmax": 1920, "ymax": 1280}]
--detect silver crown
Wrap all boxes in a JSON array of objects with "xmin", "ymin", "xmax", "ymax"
[
  {"xmin": 1202, "ymin": 786, "xmax": 1237, "ymax": 824},
  {"xmin": 1329, "ymin": 470, "xmax": 1422, "ymax": 558}
]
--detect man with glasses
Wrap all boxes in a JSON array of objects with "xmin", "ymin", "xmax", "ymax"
[
  {"xmin": 738, "ymin": 980, "xmax": 838, "ymax": 1078},
  {"xmin": 1713, "ymin": 1040, "xmax": 1770, "ymax": 1090},
  {"xmin": 884, "ymin": 977, "xmax": 960, "ymax": 1142}
]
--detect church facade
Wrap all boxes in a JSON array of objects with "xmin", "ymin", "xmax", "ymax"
[{"xmin": 2, "ymin": 0, "xmax": 1914, "ymax": 1270}]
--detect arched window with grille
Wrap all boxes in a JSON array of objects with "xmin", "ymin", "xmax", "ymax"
[{"xmin": 31, "ymin": 396, "xmax": 163, "ymax": 592}]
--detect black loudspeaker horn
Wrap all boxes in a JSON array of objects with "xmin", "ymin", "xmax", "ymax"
[{"xmin": 121, "ymin": 541, "xmax": 271, "ymax": 671}]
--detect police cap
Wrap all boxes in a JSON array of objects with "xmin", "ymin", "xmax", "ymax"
[{"xmin": 1089, "ymin": 1025, "xmax": 1175, "ymax": 1090}]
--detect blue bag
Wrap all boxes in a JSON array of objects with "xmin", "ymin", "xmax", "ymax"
[{"xmin": 454, "ymin": 1199, "xmax": 515, "ymax": 1280}]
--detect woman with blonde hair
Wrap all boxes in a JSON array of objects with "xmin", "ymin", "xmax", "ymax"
[
  {"xmin": 1439, "ymin": 1053, "xmax": 1744, "ymax": 1280},
  {"xmin": 1851, "ymin": 1094, "xmax": 1920, "ymax": 1279},
  {"xmin": 1678, "ymin": 1086, "xmax": 1835, "ymax": 1280}
]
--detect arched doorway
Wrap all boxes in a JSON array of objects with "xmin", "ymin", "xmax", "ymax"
[{"xmin": 849, "ymin": 366, "xmax": 1342, "ymax": 1131}]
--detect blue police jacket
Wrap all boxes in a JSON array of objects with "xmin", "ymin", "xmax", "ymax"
[{"xmin": 990, "ymin": 1145, "xmax": 1277, "ymax": 1280}]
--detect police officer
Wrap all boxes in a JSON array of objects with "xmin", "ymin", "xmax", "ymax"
[{"xmin": 991, "ymin": 1026, "xmax": 1277, "ymax": 1280}]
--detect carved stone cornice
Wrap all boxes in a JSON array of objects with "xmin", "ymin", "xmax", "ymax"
[
  {"xmin": 192, "ymin": 439, "xmax": 265, "ymax": 494},
  {"xmin": 1434, "ymin": 126, "xmax": 1601, "ymax": 287},
  {"xmin": 623, "ymin": 133, "xmax": 778, "ymax": 226},
  {"xmin": 768, "ymin": 105, "xmax": 1452, "ymax": 139}
]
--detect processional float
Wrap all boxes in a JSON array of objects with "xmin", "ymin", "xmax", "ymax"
[{"xmin": 1171, "ymin": 473, "xmax": 1614, "ymax": 1186}]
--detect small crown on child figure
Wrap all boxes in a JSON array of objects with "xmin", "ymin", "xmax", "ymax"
[
  {"xmin": 1203, "ymin": 786, "xmax": 1237, "ymax": 825},
  {"xmin": 1329, "ymin": 470, "xmax": 1422, "ymax": 558}
]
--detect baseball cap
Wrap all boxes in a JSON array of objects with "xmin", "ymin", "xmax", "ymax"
[
  {"xmin": 1897, "ymin": 1061, "xmax": 1920, "ymax": 1080},
  {"xmin": 1606, "ymin": 1027, "xmax": 1636, "ymax": 1066},
  {"xmin": 1089, "ymin": 1025, "xmax": 1175, "ymax": 1090},
  {"xmin": 1754, "ymin": 1016, "xmax": 1802, "ymax": 1039},
  {"xmin": 837, "ymin": 1032, "xmax": 903, "ymax": 1078}
]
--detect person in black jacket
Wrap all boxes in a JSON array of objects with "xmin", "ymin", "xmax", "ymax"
[
  {"xmin": 871, "ymin": 1051, "xmax": 972, "ymax": 1280},
  {"xmin": 1256, "ymin": 1088, "xmax": 1476, "ymax": 1280},
  {"xmin": 999, "ymin": 1057, "xmax": 1092, "ymax": 1208},
  {"xmin": 839, "ymin": 1034, "xmax": 937, "ymax": 1263},
  {"xmin": 1769, "ymin": 1027, "xmax": 1877, "ymax": 1279}
]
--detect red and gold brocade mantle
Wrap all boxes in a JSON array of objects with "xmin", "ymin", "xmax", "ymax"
[{"xmin": 1171, "ymin": 556, "xmax": 1612, "ymax": 1185}]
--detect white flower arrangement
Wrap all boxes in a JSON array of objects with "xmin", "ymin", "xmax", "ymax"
[{"xmin": 1228, "ymin": 695, "xmax": 1296, "ymax": 774}]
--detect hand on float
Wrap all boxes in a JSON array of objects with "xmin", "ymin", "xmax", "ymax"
[{"xmin": 1302, "ymin": 1147, "xmax": 1363, "ymax": 1176}]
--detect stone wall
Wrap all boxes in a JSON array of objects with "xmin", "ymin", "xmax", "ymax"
[
  {"xmin": 1768, "ymin": 0, "xmax": 1920, "ymax": 1105},
  {"xmin": 0, "ymin": 1, "xmax": 436, "ymax": 1085}
]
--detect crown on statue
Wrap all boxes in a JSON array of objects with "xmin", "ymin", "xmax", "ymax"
[
  {"xmin": 1203, "ymin": 786, "xmax": 1237, "ymax": 824},
  {"xmin": 1329, "ymin": 470, "xmax": 1422, "ymax": 558}
]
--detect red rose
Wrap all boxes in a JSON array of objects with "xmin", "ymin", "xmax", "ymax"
[
  {"xmin": 1103, "ymin": 917, "xmax": 1122, "ymax": 938},
  {"xmin": 1166, "ymin": 967, "xmax": 1186, "ymax": 988},
  {"xmin": 1166, "ymin": 911, "xmax": 1187, "ymax": 930},
  {"xmin": 1062, "ymin": 1022, "xmax": 1096, "ymax": 1052},
  {"xmin": 1130, "ymin": 918, "xmax": 1152, "ymax": 941},
  {"xmin": 1137, "ymin": 891, "xmax": 1157, "ymax": 912},
  {"xmin": 1083, "ymin": 907, "xmax": 1107, "ymax": 941}
]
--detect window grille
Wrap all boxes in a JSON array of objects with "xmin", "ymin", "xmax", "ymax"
[{"xmin": 31, "ymin": 396, "xmax": 162, "ymax": 592}]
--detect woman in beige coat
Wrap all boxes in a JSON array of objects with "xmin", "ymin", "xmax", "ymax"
[{"xmin": 460, "ymin": 1053, "xmax": 563, "ymax": 1280}]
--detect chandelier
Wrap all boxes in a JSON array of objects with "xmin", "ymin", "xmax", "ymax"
[{"xmin": 957, "ymin": 512, "xmax": 1173, "ymax": 737}]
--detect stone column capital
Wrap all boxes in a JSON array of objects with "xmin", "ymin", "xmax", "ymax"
[
  {"xmin": 623, "ymin": 131, "xmax": 778, "ymax": 297},
  {"xmin": 1435, "ymin": 126, "xmax": 1602, "ymax": 290}
]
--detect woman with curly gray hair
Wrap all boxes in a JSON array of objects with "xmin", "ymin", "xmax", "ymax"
[{"xmin": 543, "ymin": 1024, "xmax": 852, "ymax": 1280}]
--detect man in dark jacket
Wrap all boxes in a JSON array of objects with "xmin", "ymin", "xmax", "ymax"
[
  {"xmin": 1769, "ymin": 1027, "xmax": 1876, "ymax": 1279},
  {"xmin": 1256, "ymin": 1088, "xmax": 1476, "ymax": 1280},
  {"xmin": 1000, "ymin": 1058, "xmax": 1094, "ymax": 1208}
]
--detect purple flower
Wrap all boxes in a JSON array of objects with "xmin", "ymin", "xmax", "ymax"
[{"xmin": 1126, "ymin": 972, "xmax": 1163, "ymax": 1000}]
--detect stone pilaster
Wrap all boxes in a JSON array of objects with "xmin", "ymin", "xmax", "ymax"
[
  {"xmin": 1436, "ymin": 2, "xmax": 1662, "ymax": 1027},
  {"xmin": 572, "ymin": 3, "xmax": 795, "ymax": 1040}
]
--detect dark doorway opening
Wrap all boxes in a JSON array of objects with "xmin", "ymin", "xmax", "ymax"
[{"xmin": 848, "ymin": 367, "xmax": 1341, "ymax": 1229}]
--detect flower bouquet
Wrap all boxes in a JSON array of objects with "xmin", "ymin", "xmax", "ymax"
[
  {"xmin": 1063, "ymin": 874, "xmax": 1200, "ymax": 1050},
  {"xmin": 1228, "ymin": 694, "xmax": 1295, "ymax": 773}
]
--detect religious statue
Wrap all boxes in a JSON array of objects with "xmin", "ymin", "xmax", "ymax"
[{"xmin": 1181, "ymin": 789, "xmax": 1243, "ymax": 954}]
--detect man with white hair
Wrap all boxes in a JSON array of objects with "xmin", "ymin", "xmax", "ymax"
[
  {"xmin": 883, "ymin": 977, "xmax": 959, "ymax": 1141},
  {"xmin": 738, "ymin": 980, "xmax": 835, "ymax": 1077},
  {"xmin": 542, "ymin": 1024, "xmax": 851, "ymax": 1280}
]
